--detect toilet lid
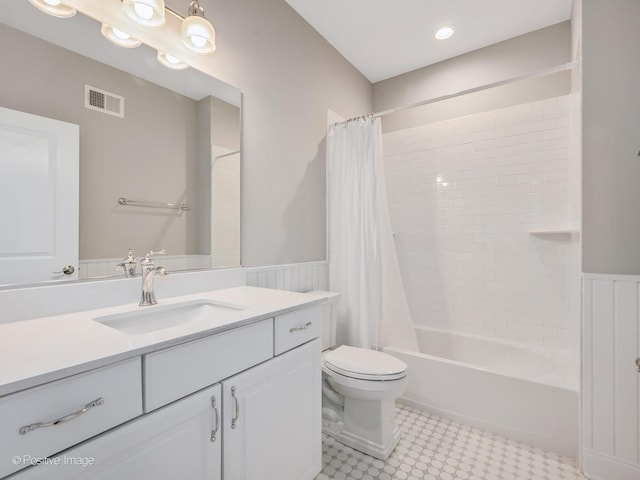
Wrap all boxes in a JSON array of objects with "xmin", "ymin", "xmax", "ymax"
[{"xmin": 323, "ymin": 345, "xmax": 407, "ymax": 380}]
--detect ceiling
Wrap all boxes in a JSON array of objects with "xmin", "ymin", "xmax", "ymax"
[{"xmin": 284, "ymin": 0, "xmax": 573, "ymax": 83}]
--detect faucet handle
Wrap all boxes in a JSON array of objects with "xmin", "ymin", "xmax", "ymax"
[
  {"xmin": 142, "ymin": 249, "xmax": 166, "ymax": 261},
  {"xmin": 141, "ymin": 249, "xmax": 166, "ymax": 268}
]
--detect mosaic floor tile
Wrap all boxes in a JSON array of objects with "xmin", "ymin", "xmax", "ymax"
[{"xmin": 316, "ymin": 403, "xmax": 585, "ymax": 480}]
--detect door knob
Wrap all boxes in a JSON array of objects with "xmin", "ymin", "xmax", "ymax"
[{"xmin": 53, "ymin": 265, "xmax": 75, "ymax": 275}]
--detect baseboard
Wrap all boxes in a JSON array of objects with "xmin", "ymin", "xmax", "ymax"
[
  {"xmin": 398, "ymin": 396, "xmax": 578, "ymax": 459},
  {"xmin": 581, "ymin": 449, "xmax": 640, "ymax": 480}
]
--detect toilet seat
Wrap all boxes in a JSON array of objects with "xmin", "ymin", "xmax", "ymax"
[{"xmin": 323, "ymin": 345, "xmax": 407, "ymax": 381}]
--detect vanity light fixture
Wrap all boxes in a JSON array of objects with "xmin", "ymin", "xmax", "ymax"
[
  {"xmin": 28, "ymin": 0, "xmax": 76, "ymax": 18},
  {"xmin": 435, "ymin": 25, "xmax": 456, "ymax": 40},
  {"xmin": 123, "ymin": 0, "xmax": 166, "ymax": 28},
  {"xmin": 181, "ymin": 0, "xmax": 216, "ymax": 54},
  {"xmin": 157, "ymin": 51, "xmax": 189, "ymax": 70},
  {"xmin": 31, "ymin": 0, "xmax": 219, "ymax": 70},
  {"xmin": 101, "ymin": 24, "xmax": 142, "ymax": 48}
]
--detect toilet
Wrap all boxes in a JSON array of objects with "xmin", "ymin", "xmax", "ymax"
[{"xmin": 308, "ymin": 291, "xmax": 408, "ymax": 461}]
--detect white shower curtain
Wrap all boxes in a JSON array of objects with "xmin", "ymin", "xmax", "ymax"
[{"xmin": 327, "ymin": 117, "xmax": 418, "ymax": 351}]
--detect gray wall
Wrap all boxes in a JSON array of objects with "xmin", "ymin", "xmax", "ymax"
[
  {"xmin": 582, "ymin": 0, "xmax": 640, "ymax": 274},
  {"xmin": 373, "ymin": 22, "xmax": 572, "ymax": 126},
  {"xmin": 380, "ymin": 71, "xmax": 571, "ymax": 133},
  {"xmin": 165, "ymin": 0, "xmax": 373, "ymax": 267},
  {"xmin": 0, "ymin": 24, "xmax": 206, "ymax": 260}
]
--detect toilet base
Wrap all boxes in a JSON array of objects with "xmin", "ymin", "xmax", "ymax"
[
  {"xmin": 323, "ymin": 420, "xmax": 402, "ymax": 461},
  {"xmin": 321, "ymin": 397, "xmax": 402, "ymax": 461}
]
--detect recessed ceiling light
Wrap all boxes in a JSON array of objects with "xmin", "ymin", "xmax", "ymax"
[{"xmin": 435, "ymin": 25, "xmax": 456, "ymax": 40}]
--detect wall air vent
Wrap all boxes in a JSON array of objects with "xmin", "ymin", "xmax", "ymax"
[{"xmin": 85, "ymin": 85, "xmax": 124, "ymax": 118}]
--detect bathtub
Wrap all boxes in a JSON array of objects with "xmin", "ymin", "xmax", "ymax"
[{"xmin": 383, "ymin": 326, "xmax": 579, "ymax": 457}]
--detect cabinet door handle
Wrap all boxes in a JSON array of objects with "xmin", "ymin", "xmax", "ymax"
[
  {"xmin": 210, "ymin": 395, "xmax": 220, "ymax": 442},
  {"xmin": 19, "ymin": 397, "xmax": 104, "ymax": 435},
  {"xmin": 290, "ymin": 321, "xmax": 312, "ymax": 333},
  {"xmin": 231, "ymin": 386, "xmax": 240, "ymax": 429},
  {"xmin": 636, "ymin": 357, "xmax": 640, "ymax": 373}
]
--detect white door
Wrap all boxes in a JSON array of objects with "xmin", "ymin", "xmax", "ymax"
[
  {"xmin": 12, "ymin": 384, "xmax": 222, "ymax": 480},
  {"xmin": 0, "ymin": 106, "xmax": 79, "ymax": 286},
  {"xmin": 222, "ymin": 339, "xmax": 321, "ymax": 480}
]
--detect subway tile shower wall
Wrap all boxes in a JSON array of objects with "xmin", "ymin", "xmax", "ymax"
[{"xmin": 383, "ymin": 95, "xmax": 581, "ymax": 352}]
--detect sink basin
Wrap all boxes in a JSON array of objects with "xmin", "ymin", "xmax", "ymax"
[{"xmin": 94, "ymin": 300, "xmax": 245, "ymax": 335}]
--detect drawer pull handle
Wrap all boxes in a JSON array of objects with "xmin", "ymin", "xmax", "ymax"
[
  {"xmin": 210, "ymin": 395, "xmax": 220, "ymax": 442},
  {"xmin": 19, "ymin": 397, "xmax": 104, "ymax": 435},
  {"xmin": 290, "ymin": 322, "xmax": 312, "ymax": 333},
  {"xmin": 231, "ymin": 386, "xmax": 240, "ymax": 429}
]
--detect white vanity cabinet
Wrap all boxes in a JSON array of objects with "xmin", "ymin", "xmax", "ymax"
[
  {"xmin": 222, "ymin": 338, "xmax": 321, "ymax": 480},
  {"xmin": 143, "ymin": 320, "xmax": 274, "ymax": 412},
  {"xmin": 3, "ymin": 301, "xmax": 322, "ymax": 480},
  {"xmin": 11, "ymin": 384, "xmax": 222, "ymax": 480},
  {"xmin": 0, "ymin": 358, "xmax": 142, "ymax": 479}
]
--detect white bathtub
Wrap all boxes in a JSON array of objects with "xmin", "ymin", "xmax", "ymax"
[{"xmin": 383, "ymin": 326, "xmax": 579, "ymax": 457}]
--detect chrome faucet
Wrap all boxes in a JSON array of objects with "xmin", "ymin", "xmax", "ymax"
[
  {"xmin": 139, "ymin": 250, "xmax": 167, "ymax": 306},
  {"xmin": 116, "ymin": 249, "xmax": 138, "ymax": 278}
]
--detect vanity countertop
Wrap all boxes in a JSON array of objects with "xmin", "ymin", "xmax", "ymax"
[{"xmin": 0, "ymin": 286, "xmax": 323, "ymax": 397}]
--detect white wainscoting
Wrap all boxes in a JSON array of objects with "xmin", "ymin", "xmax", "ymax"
[
  {"xmin": 582, "ymin": 274, "xmax": 640, "ymax": 480},
  {"xmin": 246, "ymin": 261, "xmax": 329, "ymax": 293},
  {"xmin": 79, "ymin": 255, "xmax": 212, "ymax": 279}
]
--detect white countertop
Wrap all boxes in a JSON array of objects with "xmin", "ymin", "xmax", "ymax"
[{"xmin": 0, "ymin": 286, "xmax": 323, "ymax": 397}]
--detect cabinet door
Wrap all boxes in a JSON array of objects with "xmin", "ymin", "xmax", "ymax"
[
  {"xmin": 12, "ymin": 384, "xmax": 222, "ymax": 480},
  {"xmin": 223, "ymin": 339, "xmax": 321, "ymax": 480}
]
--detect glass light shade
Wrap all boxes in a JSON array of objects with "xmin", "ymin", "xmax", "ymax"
[
  {"xmin": 123, "ymin": 0, "xmax": 166, "ymax": 28},
  {"xmin": 435, "ymin": 26, "xmax": 456, "ymax": 40},
  {"xmin": 182, "ymin": 16, "xmax": 216, "ymax": 54},
  {"xmin": 157, "ymin": 51, "xmax": 189, "ymax": 70},
  {"xmin": 28, "ymin": 0, "xmax": 76, "ymax": 18},
  {"xmin": 101, "ymin": 24, "xmax": 142, "ymax": 48}
]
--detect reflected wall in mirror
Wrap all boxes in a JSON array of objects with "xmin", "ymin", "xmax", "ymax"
[{"xmin": 0, "ymin": 1, "xmax": 242, "ymax": 288}]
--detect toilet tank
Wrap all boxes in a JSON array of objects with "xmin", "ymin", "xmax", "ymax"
[{"xmin": 307, "ymin": 290, "xmax": 341, "ymax": 350}]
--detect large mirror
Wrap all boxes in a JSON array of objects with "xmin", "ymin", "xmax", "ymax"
[{"xmin": 0, "ymin": 1, "xmax": 242, "ymax": 288}]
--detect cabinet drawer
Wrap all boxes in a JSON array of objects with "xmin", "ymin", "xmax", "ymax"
[
  {"xmin": 274, "ymin": 305, "xmax": 322, "ymax": 355},
  {"xmin": 144, "ymin": 320, "xmax": 273, "ymax": 412},
  {"xmin": 10, "ymin": 384, "xmax": 222, "ymax": 480},
  {"xmin": 0, "ymin": 358, "xmax": 142, "ymax": 478}
]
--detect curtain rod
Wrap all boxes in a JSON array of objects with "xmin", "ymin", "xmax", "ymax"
[{"xmin": 332, "ymin": 61, "xmax": 578, "ymax": 128}]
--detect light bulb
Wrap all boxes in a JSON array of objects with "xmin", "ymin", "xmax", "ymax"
[
  {"xmin": 190, "ymin": 35, "xmax": 207, "ymax": 48},
  {"xmin": 123, "ymin": 0, "xmax": 165, "ymax": 28},
  {"xmin": 134, "ymin": 2, "xmax": 154, "ymax": 20},
  {"xmin": 28, "ymin": 0, "xmax": 76, "ymax": 18},
  {"xmin": 101, "ymin": 24, "xmax": 141, "ymax": 48},
  {"xmin": 157, "ymin": 51, "xmax": 189, "ymax": 70},
  {"xmin": 182, "ymin": 15, "xmax": 216, "ymax": 54},
  {"xmin": 112, "ymin": 28, "xmax": 130, "ymax": 40}
]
